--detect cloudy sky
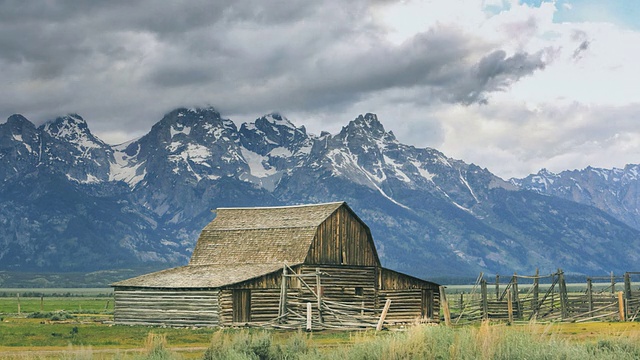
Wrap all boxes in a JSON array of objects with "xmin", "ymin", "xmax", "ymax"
[{"xmin": 1, "ymin": 0, "xmax": 639, "ymax": 179}]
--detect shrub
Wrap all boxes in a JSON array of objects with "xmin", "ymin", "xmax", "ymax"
[
  {"xmin": 141, "ymin": 333, "xmax": 174, "ymax": 360},
  {"xmin": 27, "ymin": 310, "xmax": 75, "ymax": 321}
]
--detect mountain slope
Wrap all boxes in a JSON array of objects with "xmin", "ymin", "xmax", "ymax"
[
  {"xmin": 1, "ymin": 108, "xmax": 640, "ymax": 278},
  {"xmin": 513, "ymin": 166, "xmax": 640, "ymax": 231}
]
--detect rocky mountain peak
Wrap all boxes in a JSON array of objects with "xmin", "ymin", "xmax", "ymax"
[
  {"xmin": 143, "ymin": 107, "xmax": 238, "ymax": 152},
  {"xmin": 40, "ymin": 114, "xmax": 107, "ymax": 150},
  {"xmin": 6, "ymin": 114, "xmax": 36, "ymax": 129},
  {"xmin": 240, "ymin": 113, "xmax": 311, "ymax": 156},
  {"xmin": 2, "ymin": 114, "xmax": 38, "ymax": 143},
  {"xmin": 340, "ymin": 113, "xmax": 396, "ymax": 143},
  {"xmin": 43, "ymin": 113, "xmax": 88, "ymax": 133}
]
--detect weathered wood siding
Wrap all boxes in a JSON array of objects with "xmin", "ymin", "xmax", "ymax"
[
  {"xmin": 306, "ymin": 206, "xmax": 379, "ymax": 266},
  {"xmin": 378, "ymin": 290, "xmax": 440, "ymax": 323},
  {"xmin": 249, "ymin": 289, "xmax": 281, "ymax": 323},
  {"xmin": 293, "ymin": 266, "xmax": 378, "ymax": 325},
  {"xmin": 379, "ymin": 289, "xmax": 425, "ymax": 323},
  {"xmin": 298, "ymin": 265, "xmax": 377, "ymax": 305},
  {"xmin": 114, "ymin": 288, "xmax": 220, "ymax": 327},
  {"xmin": 231, "ymin": 268, "xmax": 285, "ymax": 289},
  {"xmin": 379, "ymin": 268, "xmax": 440, "ymax": 323},
  {"xmin": 380, "ymin": 268, "xmax": 438, "ymax": 291}
]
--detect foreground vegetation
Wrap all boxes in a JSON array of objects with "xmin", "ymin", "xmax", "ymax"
[
  {"xmin": 2, "ymin": 317, "xmax": 640, "ymax": 359},
  {"xmin": 2, "ymin": 293, "xmax": 640, "ymax": 359}
]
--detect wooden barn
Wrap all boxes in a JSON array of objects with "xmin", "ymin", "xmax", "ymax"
[{"xmin": 112, "ymin": 202, "xmax": 440, "ymax": 329}]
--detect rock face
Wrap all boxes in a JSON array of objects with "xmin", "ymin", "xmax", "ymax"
[
  {"xmin": 2, "ymin": 107, "xmax": 640, "ymax": 278},
  {"xmin": 513, "ymin": 166, "xmax": 640, "ymax": 231}
]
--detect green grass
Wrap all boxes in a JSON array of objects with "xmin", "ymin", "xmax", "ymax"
[
  {"xmin": 0, "ymin": 288, "xmax": 113, "ymax": 297},
  {"xmin": 2, "ymin": 294, "xmax": 640, "ymax": 359},
  {"xmin": 0, "ymin": 296, "xmax": 114, "ymax": 314},
  {"xmin": 1, "ymin": 317, "xmax": 640, "ymax": 359}
]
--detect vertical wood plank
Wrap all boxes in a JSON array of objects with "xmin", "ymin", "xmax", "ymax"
[
  {"xmin": 376, "ymin": 298, "xmax": 392, "ymax": 331},
  {"xmin": 507, "ymin": 289, "xmax": 514, "ymax": 324},
  {"xmin": 618, "ymin": 291, "xmax": 626, "ymax": 322},
  {"xmin": 481, "ymin": 279, "xmax": 488, "ymax": 320},
  {"xmin": 440, "ymin": 286, "xmax": 451, "ymax": 326},
  {"xmin": 587, "ymin": 277, "xmax": 593, "ymax": 313}
]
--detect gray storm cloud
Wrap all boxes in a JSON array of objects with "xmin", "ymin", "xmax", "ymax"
[{"xmin": 0, "ymin": 1, "xmax": 548, "ymax": 123}]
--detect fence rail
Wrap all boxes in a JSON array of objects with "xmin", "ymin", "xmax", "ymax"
[{"xmin": 443, "ymin": 270, "xmax": 640, "ymax": 324}]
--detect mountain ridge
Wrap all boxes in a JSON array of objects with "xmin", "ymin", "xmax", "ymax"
[{"xmin": 1, "ymin": 107, "xmax": 639, "ymax": 279}]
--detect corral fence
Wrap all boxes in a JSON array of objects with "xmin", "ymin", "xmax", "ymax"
[{"xmin": 440, "ymin": 270, "xmax": 640, "ymax": 324}]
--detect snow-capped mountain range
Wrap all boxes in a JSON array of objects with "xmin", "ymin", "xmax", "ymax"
[{"xmin": 2, "ymin": 107, "xmax": 640, "ymax": 279}]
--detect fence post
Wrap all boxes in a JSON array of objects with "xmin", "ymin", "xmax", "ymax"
[
  {"xmin": 558, "ymin": 269, "xmax": 568, "ymax": 320},
  {"xmin": 306, "ymin": 302, "xmax": 312, "ymax": 331},
  {"xmin": 513, "ymin": 273, "xmax": 522, "ymax": 319},
  {"xmin": 611, "ymin": 271, "xmax": 616, "ymax": 295},
  {"xmin": 532, "ymin": 268, "xmax": 539, "ymax": 314},
  {"xmin": 618, "ymin": 291, "xmax": 626, "ymax": 322},
  {"xmin": 624, "ymin": 272, "xmax": 632, "ymax": 319},
  {"xmin": 495, "ymin": 274, "xmax": 500, "ymax": 300},
  {"xmin": 507, "ymin": 289, "xmax": 514, "ymax": 324},
  {"xmin": 17, "ymin": 293, "xmax": 21, "ymax": 315},
  {"xmin": 587, "ymin": 277, "xmax": 593, "ymax": 313},
  {"xmin": 440, "ymin": 286, "xmax": 451, "ymax": 326},
  {"xmin": 481, "ymin": 279, "xmax": 488, "ymax": 320}
]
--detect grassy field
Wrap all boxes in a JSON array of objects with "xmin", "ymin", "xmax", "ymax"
[{"xmin": 2, "ymin": 292, "xmax": 640, "ymax": 359}]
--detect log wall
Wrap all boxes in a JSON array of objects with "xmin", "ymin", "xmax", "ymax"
[
  {"xmin": 114, "ymin": 288, "xmax": 220, "ymax": 327},
  {"xmin": 379, "ymin": 289, "xmax": 424, "ymax": 323}
]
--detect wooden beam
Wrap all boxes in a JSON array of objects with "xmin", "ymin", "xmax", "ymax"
[
  {"xmin": 316, "ymin": 268, "xmax": 323, "ymax": 324},
  {"xmin": 376, "ymin": 298, "xmax": 392, "ymax": 331},
  {"xmin": 306, "ymin": 302, "xmax": 312, "ymax": 331},
  {"xmin": 279, "ymin": 264, "xmax": 288, "ymax": 322}
]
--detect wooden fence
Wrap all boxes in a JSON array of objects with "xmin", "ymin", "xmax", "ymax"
[{"xmin": 442, "ymin": 270, "xmax": 640, "ymax": 324}]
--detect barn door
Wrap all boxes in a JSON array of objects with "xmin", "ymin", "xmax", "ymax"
[
  {"xmin": 233, "ymin": 289, "xmax": 251, "ymax": 323},
  {"xmin": 422, "ymin": 289, "xmax": 433, "ymax": 319}
]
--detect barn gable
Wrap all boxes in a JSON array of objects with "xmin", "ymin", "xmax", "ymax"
[{"xmin": 306, "ymin": 204, "xmax": 380, "ymax": 267}]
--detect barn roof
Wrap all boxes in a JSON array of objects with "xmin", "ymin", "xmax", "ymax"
[
  {"xmin": 113, "ymin": 202, "xmax": 348, "ymax": 288},
  {"xmin": 112, "ymin": 263, "xmax": 284, "ymax": 288},
  {"xmin": 189, "ymin": 202, "xmax": 345, "ymax": 266}
]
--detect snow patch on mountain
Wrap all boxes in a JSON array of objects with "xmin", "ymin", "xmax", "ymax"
[
  {"xmin": 384, "ymin": 155, "xmax": 410, "ymax": 183},
  {"xmin": 269, "ymin": 147, "xmax": 292, "ymax": 158},
  {"xmin": 412, "ymin": 161, "xmax": 435, "ymax": 182},
  {"xmin": 170, "ymin": 124, "xmax": 191, "ymax": 138},
  {"xmin": 110, "ymin": 140, "xmax": 146, "ymax": 186},
  {"xmin": 241, "ymin": 148, "xmax": 277, "ymax": 178}
]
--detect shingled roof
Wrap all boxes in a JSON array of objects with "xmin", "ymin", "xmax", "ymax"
[
  {"xmin": 189, "ymin": 202, "xmax": 344, "ymax": 266},
  {"xmin": 113, "ymin": 202, "xmax": 346, "ymax": 288},
  {"xmin": 112, "ymin": 263, "xmax": 285, "ymax": 288}
]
